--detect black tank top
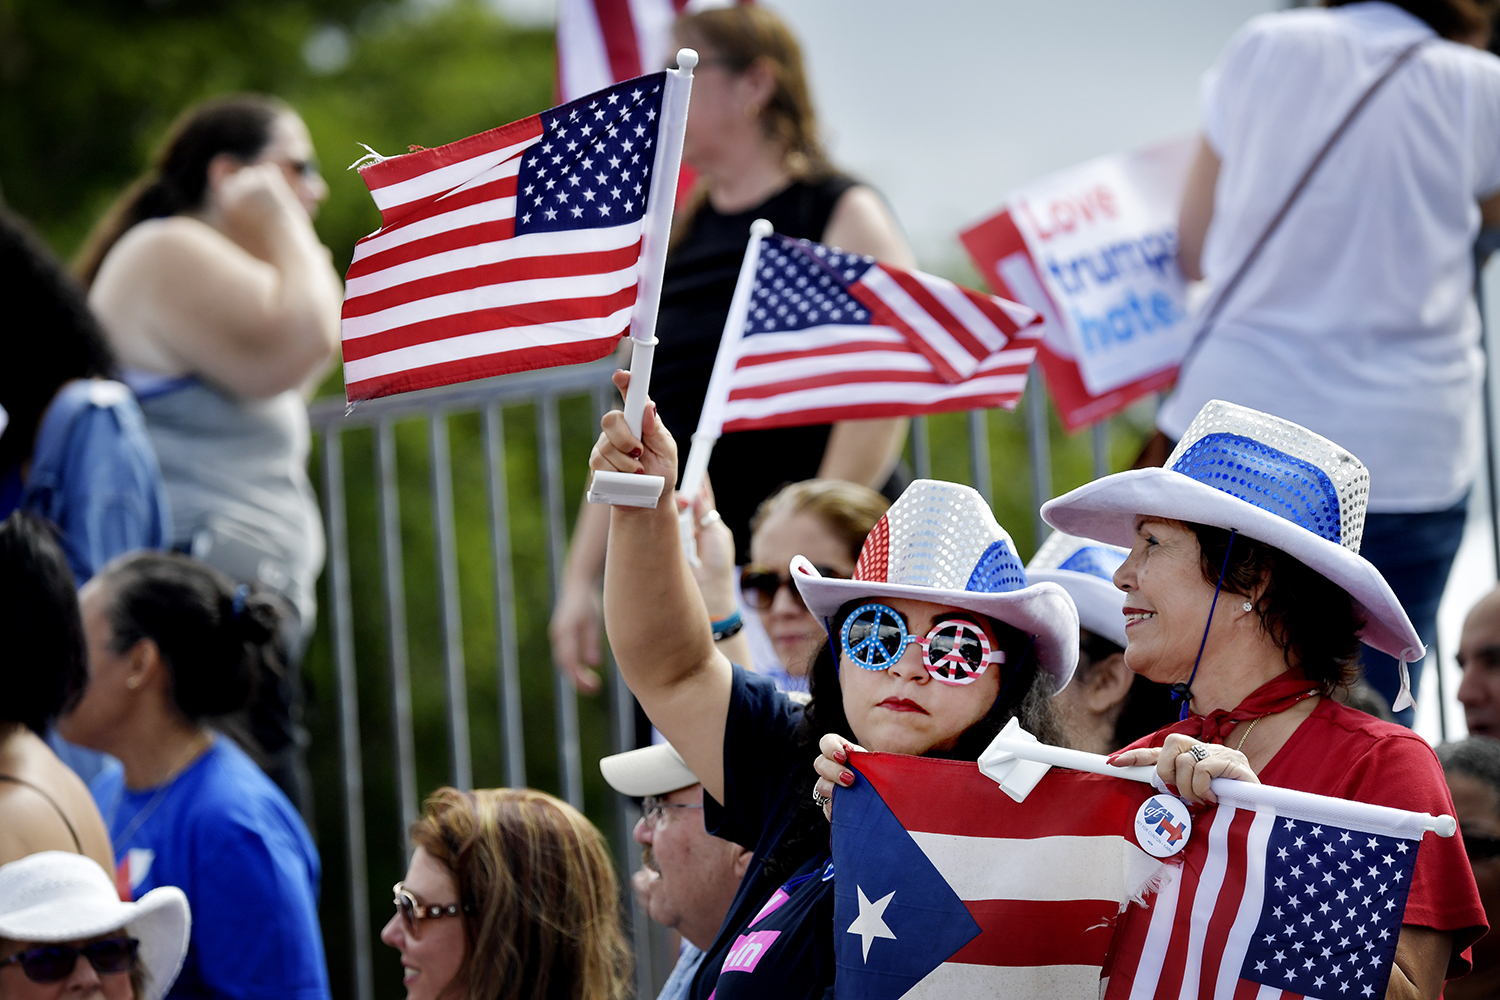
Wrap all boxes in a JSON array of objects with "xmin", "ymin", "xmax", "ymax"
[{"xmin": 654, "ymin": 175, "xmax": 900, "ymax": 560}]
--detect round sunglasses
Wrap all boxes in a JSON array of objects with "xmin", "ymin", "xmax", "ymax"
[
  {"xmin": 740, "ymin": 564, "xmax": 844, "ymax": 612},
  {"xmin": 392, "ymin": 882, "xmax": 476, "ymax": 938},
  {"xmin": 0, "ymin": 937, "xmax": 138, "ymax": 984},
  {"xmin": 840, "ymin": 602, "xmax": 1003, "ymax": 685}
]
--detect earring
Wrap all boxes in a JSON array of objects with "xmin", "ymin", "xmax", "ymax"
[
  {"xmin": 126, "ymin": 676, "xmax": 141, "ymax": 690},
  {"xmin": 1241, "ymin": 601, "xmax": 1253, "ymax": 613}
]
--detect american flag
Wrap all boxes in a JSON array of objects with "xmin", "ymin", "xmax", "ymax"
[
  {"xmin": 831, "ymin": 751, "xmax": 1161, "ymax": 1000},
  {"xmin": 341, "ymin": 72, "xmax": 679, "ymax": 402},
  {"xmin": 556, "ymin": 0, "xmax": 687, "ymax": 103},
  {"xmin": 711, "ymin": 234, "xmax": 1040, "ymax": 434},
  {"xmin": 1105, "ymin": 798, "xmax": 1423, "ymax": 1000}
]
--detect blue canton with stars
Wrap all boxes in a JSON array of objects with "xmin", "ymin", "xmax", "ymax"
[
  {"xmin": 513, "ymin": 72, "xmax": 665, "ymax": 235},
  {"xmin": 1241, "ymin": 817, "xmax": 1418, "ymax": 998},
  {"xmin": 750, "ymin": 235, "xmax": 878, "ymax": 335}
]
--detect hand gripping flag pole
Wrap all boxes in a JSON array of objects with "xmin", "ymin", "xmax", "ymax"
[
  {"xmin": 981, "ymin": 735, "xmax": 1457, "ymax": 837},
  {"xmin": 586, "ymin": 49, "xmax": 697, "ymax": 509}
]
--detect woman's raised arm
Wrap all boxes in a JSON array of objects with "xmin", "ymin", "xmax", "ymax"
[{"xmin": 596, "ymin": 370, "xmax": 734, "ymax": 802}]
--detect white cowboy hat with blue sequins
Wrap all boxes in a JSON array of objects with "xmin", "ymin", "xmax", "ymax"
[
  {"xmin": 791, "ymin": 479, "xmax": 1079, "ymax": 690},
  {"xmin": 1025, "ymin": 531, "xmax": 1129, "ymax": 648},
  {"xmin": 1040, "ymin": 400, "xmax": 1423, "ymax": 709}
]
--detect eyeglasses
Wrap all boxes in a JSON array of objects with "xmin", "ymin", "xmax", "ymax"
[
  {"xmin": 641, "ymin": 795, "xmax": 704, "ymax": 826},
  {"xmin": 840, "ymin": 602, "xmax": 1004, "ymax": 686},
  {"xmin": 740, "ymin": 565, "xmax": 844, "ymax": 612},
  {"xmin": 1463, "ymin": 833, "xmax": 1500, "ymax": 862},
  {"xmin": 392, "ymin": 882, "xmax": 474, "ymax": 938},
  {"xmin": 0, "ymin": 938, "xmax": 138, "ymax": 984}
]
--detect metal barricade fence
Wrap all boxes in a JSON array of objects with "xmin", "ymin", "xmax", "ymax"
[{"xmin": 305, "ymin": 359, "xmax": 1108, "ymax": 1000}]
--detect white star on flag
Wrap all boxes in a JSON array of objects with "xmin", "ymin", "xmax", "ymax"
[{"xmin": 847, "ymin": 886, "xmax": 897, "ymax": 961}]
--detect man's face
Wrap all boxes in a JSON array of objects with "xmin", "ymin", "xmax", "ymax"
[
  {"xmin": 1458, "ymin": 591, "xmax": 1500, "ymax": 738},
  {"xmin": 631, "ymin": 784, "xmax": 747, "ymax": 949}
]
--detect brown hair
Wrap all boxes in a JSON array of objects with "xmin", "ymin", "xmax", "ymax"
[
  {"xmin": 409, "ymin": 787, "xmax": 632, "ymax": 1000},
  {"xmin": 749, "ymin": 479, "xmax": 890, "ymax": 564},
  {"xmin": 674, "ymin": 6, "xmax": 831, "ymax": 180},
  {"xmin": 668, "ymin": 7, "xmax": 835, "ymax": 251},
  {"xmin": 1187, "ymin": 523, "xmax": 1363, "ymax": 691},
  {"xmin": 1324, "ymin": 0, "xmax": 1499, "ymax": 41},
  {"xmin": 74, "ymin": 94, "xmax": 290, "ymax": 288}
]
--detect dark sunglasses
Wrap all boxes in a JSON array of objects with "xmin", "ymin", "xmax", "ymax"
[
  {"xmin": 740, "ymin": 564, "xmax": 844, "ymax": 612},
  {"xmin": 1464, "ymin": 833, "xmax": 1500, "ymax": 863},
  {"xmin": 392, "ymin": 882, "xmax": 475, "ymax": 938},
  {"xmin": 0, "ymin": 938, "xmax": 138, "ymax": 984}
]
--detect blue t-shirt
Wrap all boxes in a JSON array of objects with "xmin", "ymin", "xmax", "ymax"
[
  {"xmin": 693, "ymin": 667, "xmax": 835, "ymax": 1000},
  {"xmin": 4, "ymin": 378, "xmax": 170, "ymax": 585},
  {"xmin": 92, "ymin": 738, "xmax": 329, "ymax": 1000}
]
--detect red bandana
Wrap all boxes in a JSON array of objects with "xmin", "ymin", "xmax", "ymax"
[{"xmin": 1167, "ymin": 672, "xmax": 1323, "ymax": 745}]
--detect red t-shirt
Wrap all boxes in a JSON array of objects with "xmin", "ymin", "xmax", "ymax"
[{"xmin": 1122, "ymin": 698, "xmax": 1487, "ymax": 977}]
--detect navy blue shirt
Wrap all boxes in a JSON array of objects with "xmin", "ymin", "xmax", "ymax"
[
  {"xmin": 93, "ymin": 738, "xmax": 329, "ymax": 1000},
  {"xmin": 693, "ymin": 667, "xmax": 835, "ymax": 1000}
]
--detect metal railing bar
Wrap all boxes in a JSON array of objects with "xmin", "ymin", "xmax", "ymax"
[
  {"xmin": 320, "ymin": 428, "xmax": 373, "ymax": 1000},
  {"xmin": 1024, "ymin": 367, "xmax": 1053, "ymax": 547},
  {"xmin": 1092, "ymin": 422, "xmax": 1110, "ymax": 479},
  {"xmin": 428, "ymin": 411, "xmax": 473, "ymax": 791},
  {"xmin": 909, "ymin": 415, "xmax": 932, "ymax": 481},
  {"xmin": 482, "ymin": 403, "xmax": 527, "ymax": 789},
  {"xmin": 375, "ymin": 420, "xmax": 419, "ymax": 853},
  {"xmin": 967, "ymin": 410, "xmax": 992, "ymax": 505},
  {"xmin": 311, "ymin": 362, "xmax": 617, "ymax": 430},
  {"xmin": 538, "ymin": 395, "xmax": 585, "ymax": 808}
]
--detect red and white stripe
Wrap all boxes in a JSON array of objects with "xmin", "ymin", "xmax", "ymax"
[
  {"xmin": 556, "ymin": 0, "xmax": 689, "ymax": 103},
  {"xmin": 852, "ymin": 264, "xmax": 1039, "ymax": 383},
  {"xmin": 720, "ymin": 325, "xmax": 1039, "ymax": 432},
  {"xmin": 341, "ymin": 118, "xmax": 646, "ymax": 401},
  {"xmin": 863, "ymin": 755, "xmax": 1161, "ymax": 1000}
]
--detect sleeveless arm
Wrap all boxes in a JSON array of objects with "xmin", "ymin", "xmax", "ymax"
[{"xmin": 818, "ymin": 185, "xmax": 914, "ymax": 487}]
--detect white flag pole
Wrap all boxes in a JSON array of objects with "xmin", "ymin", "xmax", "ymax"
[
  {"xmin": 982, "ymin": 736, "xmax": 1457, "ymax": 838},
  {"xmin": 677, "ymin": 218, "xmax": 773, "ymax": 561},
  {"xmin": 588, "ymin": 49, "xmax": 697, "ymax": 508}
]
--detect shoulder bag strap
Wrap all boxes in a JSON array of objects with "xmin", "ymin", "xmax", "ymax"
[{"xmin": 1178, "ymin": 37, "xmax": 1431, "ymax": 370}]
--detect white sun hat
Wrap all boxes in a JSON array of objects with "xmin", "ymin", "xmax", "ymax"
[
  {"xmin": 791, "ymin": 479, "xmax": 1079, "ymax": 691},
  {"xmin": 601, "ymin": 694, "xmax": 812, "ymax": 797},
  {"xmin": 1041, "ymin": 400, "xmax": 1422, "ymax": 709},
  {"xmin": 0, "ymin": 851, "xmax": 190, "ymax": 1000},
  {"xmin": 1025, "ymin": 531, "xmax": 1128, "ymax": 648}
]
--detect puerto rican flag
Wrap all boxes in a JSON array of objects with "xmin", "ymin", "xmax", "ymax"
[
  {"xmin": 340, "ymin": 71, "xmax": 678, "ymax": 402},
  {"xmin": 715, "ymin": 234, "xmax": 1040, "ymax": 434},
  {"xmin": 831, "ymin": 751, "xmax": 1161, "ymax": 1000}
]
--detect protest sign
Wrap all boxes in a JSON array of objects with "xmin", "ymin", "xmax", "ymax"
[{"xmin": 960, "ymin": 137, "xmax": 1195, "ymax": 431}]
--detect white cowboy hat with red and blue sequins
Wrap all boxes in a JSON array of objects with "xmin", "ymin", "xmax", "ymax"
[
  {"xmin": 1041, "ymin": 400, "xmax": 1423, "ymax": 709},
  {"xmin": 1025, "ymin": 531, "xmax": 1129, "ymax": 648},
  {"xmin": 791, "ymin": 479, "xmax": 1079, "ymax": 690}
]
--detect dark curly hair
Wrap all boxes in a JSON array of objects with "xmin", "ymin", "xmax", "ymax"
[
  {"xmin": 1188, "ymin": 523, "xmax": 1363, "ymax": 691},
  {"xmin": 761, "ymin": 598, "xmax": 1065, "ymax": 879},
  {"xmin": 0, "ymin": 512, "xmax": 88, "ymax": 734}
]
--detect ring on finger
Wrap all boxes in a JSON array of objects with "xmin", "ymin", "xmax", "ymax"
[
  {"xmin": 812, "ymin": 787, "xmax": 831, "ymax": 809},
  {"xmin": 1188, "ymin": 744, "xmax": 1210, "ymax": 763}
]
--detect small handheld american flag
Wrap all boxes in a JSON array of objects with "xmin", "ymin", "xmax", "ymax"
[
  {"xmin": 676, "ymin": 221, "xmax": 1041, "ymax": 507},
  {"xmin": 340, "ymin": 58, "xmax": 693, "ymax": 404}
]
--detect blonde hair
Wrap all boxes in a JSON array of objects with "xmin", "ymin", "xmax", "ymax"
[
  {"xmin": 749, "ymin": 479, "xmax": 890, "ymax": 564},
  {"xmin": 410, "ymin": 788, "xmax": 632, "ymax": 1000}
]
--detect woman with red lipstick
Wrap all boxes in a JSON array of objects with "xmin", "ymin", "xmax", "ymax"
[
  {"xmin": 590, "ymin": 370, "xmax": 1077, "ymax": 1000},
  {"xmin": 1038, "ymin": 399, "xmax": 1486, "ymax": 1000}
]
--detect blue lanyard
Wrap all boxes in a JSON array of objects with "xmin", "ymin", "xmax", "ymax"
[{"xmin": 780, "ymin": 857, "xmax": 834, "ymax": 895}]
